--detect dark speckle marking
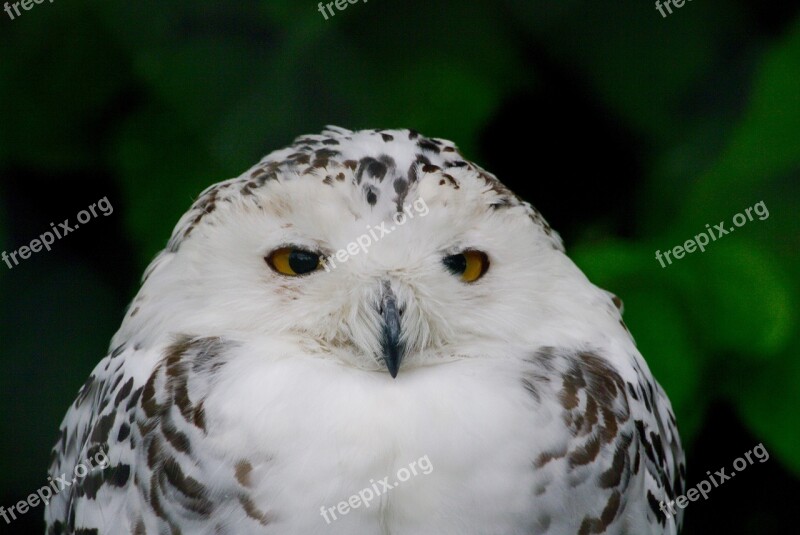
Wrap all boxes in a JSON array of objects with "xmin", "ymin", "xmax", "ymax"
[
  {"xmin": 441, "ymin": 173, "xmax": 459, "ymax": 189},
  {"xmin": 74, "ymin": 375, "xmax": 96, "ymax": 408},
  {"xmin": 90, "ymin": 412, "xmax": 116, "ymax": 444},
  {"xmin": 239, "ymin": 495, "xmax": 272, "ymax": 525},
  {"xmin": 106, "ymin": 463, "xmax": 131, "ymax": 487},
  {"xmin": 235, "ymin": 460, "xmax": 253, "ymax": 487},
  {"xmin": 193, "ymin": 401, "xmax": 207, "ymax": 432},
  {"xmin": 287, "ymin": 153, "xmax": 310, "ymax": 165},
  {"xmin": 393, "ymin": 178, "xmax": 410, "ymax": 211},
  {"xmin": 648, "ymin": 489, "xmax": 662, "ymax": 519},
  {"xmin": 161, "ymin": 462, "xmax": 214, "ymax": 517},
  {"xmin": 114, "ymin": 378, "xmax": 134, "ymax": 406},
  {"xmin": 407, "ymin": 162, "xmax": 418, "ymax": 184},
  {"xmin": 356, "ymin": 157, "xmax": 381, "ymax": 183},
  {"xmin": 417, "ymin": 139, "xmax": 441, "ymax": 154},
  {"xmin": 535, "ymin": 447, "xmax": 567, "ymax": 468},
  {"xmin": 162, "ymin": 419, "xmax": 191, "ymax": 454},
  {"xmin": 310, "ymin": 157, "xmax": 329, "ymax": 170},
  {"xmin": 356, "ymin": 156, "xmax": 392, "ymax": 183},
  {"xmin": 127, "ymin": 386, "xmax": 144, "ymax": 412},
  {"xmin": 314, "ymin": 148, "xmax": 340, "ymax": 159},
  {"xmin": 578, "ymin": 490, "xmax": 621, "ymax": 534},
  {"xmin": 364, "ymin": 185, "xmax": 379, "ymax": 206},
  {"xmin": 569, "ymin": 435, "xmax": 602, "ymax": 467}
]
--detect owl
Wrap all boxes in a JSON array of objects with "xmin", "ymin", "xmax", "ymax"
[{"xmin": 46, "ymin": 127, "xmax": 685, "ymax": 534}]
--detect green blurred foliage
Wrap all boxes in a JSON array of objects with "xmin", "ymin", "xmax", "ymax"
[
  {"xmin": 0, "ymin": 0, "xmax": 798, "ymax": 524},
  {"xmin": 573, "ymin": 14, "xmax": 800, "ymax": 470}
]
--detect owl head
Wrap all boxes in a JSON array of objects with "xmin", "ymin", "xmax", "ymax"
[{"xmin": 117, "ymin": 127, "xmax": 618, "ymax": 377}]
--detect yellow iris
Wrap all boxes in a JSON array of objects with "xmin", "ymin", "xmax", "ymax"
[
  {"xmin": 443, "ymin": 250, "xmax": 489, "ymax": 282},
  {"xmin": 267, "ymin": 247, "xmax": 321, "ymax": 276}
]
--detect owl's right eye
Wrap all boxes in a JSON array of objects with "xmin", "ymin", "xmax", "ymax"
[{"xmin": 266, "ymin": 247, "xmax": 322, "ymax": 276}]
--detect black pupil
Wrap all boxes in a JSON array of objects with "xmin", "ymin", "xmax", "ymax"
[
  {"xmin": 443, "ymin": 254, "xmax": 467, "ymax": 275},
  {"xmin": 288, "ymin": 250, "xmax": 319, "ymax": 274}
]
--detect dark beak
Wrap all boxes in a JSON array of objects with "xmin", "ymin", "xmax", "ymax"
[{"xmin": 379, "ymin": 281, "xmax": 404, "ymax": 378}]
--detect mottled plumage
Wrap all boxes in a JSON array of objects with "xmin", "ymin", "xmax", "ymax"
[{"xmin": 47, "ymin": 127, "xmax": 684, "ymax": 534}]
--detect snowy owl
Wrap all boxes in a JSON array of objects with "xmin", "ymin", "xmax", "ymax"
[{"xmin": 46, "ymin": 127, "xmax": 685, "ymax": 534}]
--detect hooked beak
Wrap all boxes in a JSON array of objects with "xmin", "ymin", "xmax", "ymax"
[{"xmin": 379, "ymin": 281, "xmax": 404, "ymax": 378}]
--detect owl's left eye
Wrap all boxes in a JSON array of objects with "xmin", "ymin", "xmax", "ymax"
[
  {"xmin": 266, "ymin": 247, "xmax": 322, "ymax": 276},
  {"xmin": 443, "ymin": 250, "xmax": 489, "ymax": 283}
]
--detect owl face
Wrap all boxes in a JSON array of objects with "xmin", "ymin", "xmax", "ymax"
[{"xmin": 124, "ymin": 128, "xmax": 582, "ymax": 377}]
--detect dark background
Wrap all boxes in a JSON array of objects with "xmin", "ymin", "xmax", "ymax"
[{"xmin": 1, "ymin": 1, "xmax": 799, "ymax": 533}]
